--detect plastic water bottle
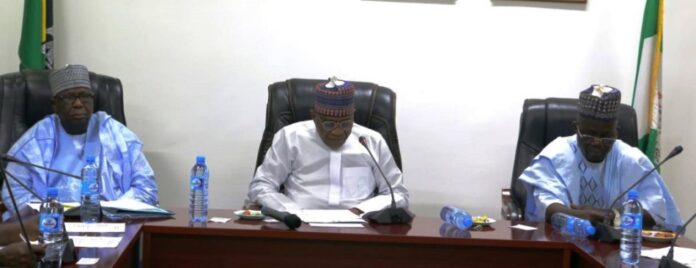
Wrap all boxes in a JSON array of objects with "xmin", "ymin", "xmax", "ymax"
[
  {"xmin": 189, "ymin": 156, "xmax": 209, "ymax": 223},
  {"xmin": 80, "ymin": 155, "xmax": 101, "ymax": 223},
  {"xmin": 39, "ymin": 187, "xmax": 66, "ymax": 268},
  {"xmin": 550, "ymin": 213, "xmax": 596, "ymax": 238},
  {"xmin": 440, "ymin": 206, "xmax": 473, "ymax": 230},
  {"xmin": 620, "ymin": 190, "xmax": 643, "ymax": 266}
]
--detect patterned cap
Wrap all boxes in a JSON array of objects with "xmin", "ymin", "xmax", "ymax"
[
  {"xmin": 578, "ymin": 84, "xmax": 621, "ymax": 121},
  {"xmin": 49, "ymin": 64, "xmax": 91, "ymax": 96},
  {"xmin": 314, "ymin": 77, "xmax": 355, "ymax": 117}
]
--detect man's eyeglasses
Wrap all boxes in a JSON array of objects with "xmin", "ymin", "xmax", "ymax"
[
  {"xmin": 56, "ymin": 92, "xmax": 95, "ymax": 104},
  {"xmin": 321, "ymin": 120, "xmax": 353, "ymax": 130},
  {"xmin": 576, "ymin": 126, "xmax": 616, "ymax": 147}
]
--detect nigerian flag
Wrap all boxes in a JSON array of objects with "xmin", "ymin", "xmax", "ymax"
[
  {"xmin": 631, "ymin": 0, "xmax": 663, "ymax": 164},
  {"xmin": 18, "ymin": 0, "xmax": 53, "ymax": 70}
]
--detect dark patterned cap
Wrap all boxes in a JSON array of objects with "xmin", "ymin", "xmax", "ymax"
[
  {"xmin": 314, "ymin": 77, "xmax": 355, "ymax": 117},
  {"xmin": 49, "ymin": 64, "xmax": 91, "ymax": 96},
  {"xmin": 578, "ymin": 84, "xmax": 621, "ymax": 121}
]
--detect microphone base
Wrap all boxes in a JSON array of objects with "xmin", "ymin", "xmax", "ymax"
[
  {"xmin": 659, "ymin": 256, "xmax": 688, "ymax": 268},
  {"xmin": 62, "ymin": 237, "xmax": 77, "ymax": 264},
  {"xmin": 590, "ymin": 222, "xmax": 621, "ymax": 243},
  {"xmin": 364, "ymin": 207, "xmax": 415, "ymax": 225}
]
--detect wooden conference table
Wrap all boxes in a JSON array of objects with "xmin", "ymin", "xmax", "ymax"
[{"xmin": 138, "ymin": 208, "xmax": 695, "ymax": 268}]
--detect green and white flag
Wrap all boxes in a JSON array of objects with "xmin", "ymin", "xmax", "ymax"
[
  {"xmin": 18, "ymin": 0, "xmax": 53, "ymax": 70},
  {"xmin": 631, "ymin": 0, "xmax": 663, "ymax": 164}
]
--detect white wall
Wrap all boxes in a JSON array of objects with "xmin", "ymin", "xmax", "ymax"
[
  {"xmin": 662, "ymin": 0, "xmax": 696, "ymax": 241},
  {"xmin": 1, "ymin": 0, "xmax": 694, "ymax": 238}
]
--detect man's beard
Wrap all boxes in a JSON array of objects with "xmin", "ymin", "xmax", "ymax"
[{"xmin": 61, "ymin": 119, "xmax": 89, "ymax": 135}]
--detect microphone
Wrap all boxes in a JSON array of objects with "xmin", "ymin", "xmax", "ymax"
[
  {"xmin": 0, "ymin": 170, "xmax": 37, "ymax": 266},
  {"xmin": 1, "ymin": 155, "xmax": 80, "ymax": 264},
  {"xmin": 593, "ymin": 145, "xmax": 684, "ymax": 243},
  {"xmin": 659, "ymin": 212, "xmax": 696, "ymax": 268},
  {"xmin": 2, "ymin": 154, "xmax": 82, "ymax": 180},
  {"xmin": 358, "ymin": 136, "xmax": 414, "ymax": 224},
  {"xmin": 260, "ymin": 206, "xmax": 302, "ymax": 230}
]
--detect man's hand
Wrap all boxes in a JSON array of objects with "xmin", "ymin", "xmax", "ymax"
[
  {"xmin": 23, "ymin": 215, "xmax": 40, "ymax": 241},
  {"xmin": 570, "ymin": 204, "xmax": 613, "ymax": 224},
  {"xmin": 0, "ymin": 242, "xmax": 45, "ymax": 268}
]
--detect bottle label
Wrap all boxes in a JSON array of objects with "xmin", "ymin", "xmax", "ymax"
[
  {"xmin": 82, "ymin": 179, "xmax": 99, "ymax": 195},
  {"xmin": 39, "ymin": 213, "xmax": 63, "ymax": 233},
  {"xmin": 190, "ymin": 176, "xmax": 204, "ymax": 190},
  {"xmin": 621, "ymin": 213, "xmax": 643, "ymax": 230}
]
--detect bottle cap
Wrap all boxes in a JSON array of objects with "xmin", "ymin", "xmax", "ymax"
[
  {"xmin": 627, "ymin": 189, "xmax": 639, "ymax": 199},
  {"xmin": 462, "ymin": 216, "xmax": 473, "ymax": 228},
  {"xmin": 86, "ymin": 155, "xmax": 96, "ymax": 164},
  {"xmin": 196, "ymin": 155, "xmax": 205, "ymax": 164},
  {"xmin": 584, "ymin": 223, "xmax": 596, "ymax": 236},
  {"xmin": 47, "ymin": 187, "xmax": 58, "ymax": 198}
]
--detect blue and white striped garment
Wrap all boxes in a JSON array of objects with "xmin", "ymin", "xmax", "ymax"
[{"xmin": 519, "ymin": 135, "xmax": 682, "ymax": 231}]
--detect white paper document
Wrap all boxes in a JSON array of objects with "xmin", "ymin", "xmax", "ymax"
[
  {"xmin": 293, "ymin": 209, "xmax": 366, "ymax": 223},
  {"xmin": 100, "ymin": 199, "xmax": 169, "ymax": 214},
  {"xmin": 509, "ymin": 224, "xmax": 538, "ymax": 231},
  {"xmin": 642, "ymin": 246, "xmax": 696, "ymax": 266},
  {"xmin": 309, "ymin": 223, "xmax": 365, "ymax": 228},
  {"xmin": 70, "ymin": 236, "xmax": 122, "ymax": 248},
  {"xmin": 76, "ymin": 258, "xmax": 100, "ymax": 265},
  {"xmin": 65, "ymin": 222, "xmax": 125, "ymax": 233},
  {"xmin": 209, "ymin": 217, "xmax": 231, "ymax": 223}
]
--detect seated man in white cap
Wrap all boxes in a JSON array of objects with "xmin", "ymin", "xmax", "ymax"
[
  {"xmin": 2, "ymin": 65, "xmax": 158, "ymax": 218},
  {"xmin": 518, "ymin": 85, "xmax": 682, "ymax": 231},
  {"xmin": 248, "ymin": 77, "xmax": 409, "ymax": 215}
]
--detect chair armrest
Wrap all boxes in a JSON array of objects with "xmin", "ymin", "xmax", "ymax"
[{"xmin": 501, "ymin": 188, "xmax": 522, "ymax": 221}]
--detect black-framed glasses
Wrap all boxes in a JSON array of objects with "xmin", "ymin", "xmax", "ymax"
[
  {"xmin": 56, "ymin": 92, "xmax": 95, "ymax": 104},
  {"xmin": 576, "ymin": 126, "xmax": 616, "ymax": 147},
  {"xmin": 321, "ymin": 120, "xmax": 353, "ymax": 130}
]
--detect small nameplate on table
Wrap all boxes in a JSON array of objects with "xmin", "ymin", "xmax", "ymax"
[
  {"xmin": 69, "ymin": 236, "xmax": 122, "ymax": 248},
  {"xmin": 76, "ymin": 258, "xmax": 99, "ymax": 265},
  {"xmin": 65, "ymin": 222, "xmax": 125, "ymax": 233}
]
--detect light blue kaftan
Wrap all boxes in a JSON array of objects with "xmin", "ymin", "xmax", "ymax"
[
  {"xmin": 2, "ymin": 112, "xmax": 158, "ymax": 218},
  {"xmin": 518, "ymin": 135, "xmax": 682, "ymax": 231}
]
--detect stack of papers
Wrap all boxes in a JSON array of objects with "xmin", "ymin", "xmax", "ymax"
[{"xmin": 100, "ymin": 199, "xmax": 170, "ymax": 214}]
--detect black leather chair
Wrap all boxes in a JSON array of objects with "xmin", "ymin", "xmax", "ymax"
[
  {"xmin": 0, "ymin": 69, "xmax": 126, "ymax": 193},
  {"xmin": 501, "ymin": 98, "xmax": 638, "ymax": 220},
  {"xmin": 255, "ymin": 78, "xmax": 402, "ymax": 170}
]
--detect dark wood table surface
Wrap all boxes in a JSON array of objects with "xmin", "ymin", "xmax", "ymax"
[{"xmin": 141, "ymin": 208, "xmax": 696, "ymax": 268}]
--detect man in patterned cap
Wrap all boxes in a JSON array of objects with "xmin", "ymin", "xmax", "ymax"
[
  {"xmin": 248, "ymin": 77, "xmax": 409, "ymax": 215},
  {"xmin": 519, "ymin": 85, "xmax": 682, "ymax": 230},
  {"xmin": 2, "ymin": 65, "xmax": 158, "ymax": 218}
]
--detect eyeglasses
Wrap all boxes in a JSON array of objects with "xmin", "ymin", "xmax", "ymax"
[
  {"xmin": 576, "ymin": 126, "xmax": 616, "ymax": 147},
  {"xmin": 56, "ymin": 92, "xmax": 95, "ymax": 104},
  {"xmin": 321, "ymin": 120, "xmax": 353, "ymax": 130}
]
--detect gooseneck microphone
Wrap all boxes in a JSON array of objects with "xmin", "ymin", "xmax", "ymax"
[
  {"xmin": 593, "ymin": 145, "xmax": 683, "ymax": 243},
  {"xmin": 659, "ymin": 212, "xmax": 696, "ymax": 268},
  {"xmin": 605, "ymin": 145, "xmax": 684, "ymax": 218},
  {"xmin": 1, "ymin": 154, "xmax": 81, "ymax": 263},
  {"xmin": 2, "ymin": 154, "xmax": 82, "ymax": 180},
  {"xmin": 261, "ymin": 206, "xmax": 302, "ymax": 230},
  {"xmin": 0, "ymin": 169, "xmax": 36, "ymax": 265},
  {"xmin": 359, "ymin": 136, "xmax": 414, "ymax": 224}
]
